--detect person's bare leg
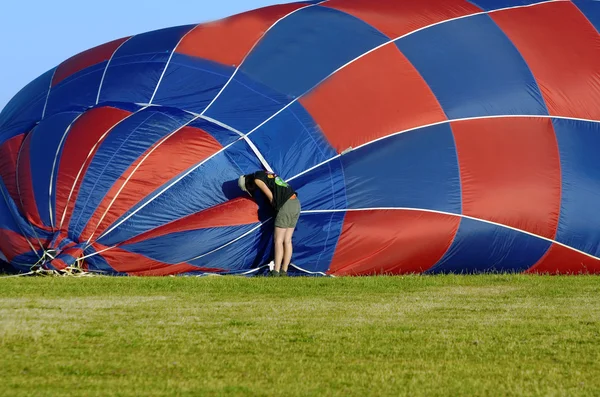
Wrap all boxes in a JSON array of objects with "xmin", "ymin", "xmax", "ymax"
[
  {"xmin": 274, "ymin": 227, "xmax": 286, "ymax": 272},
  {"xmin": 281, "ymin": 228, "xmax": 295, "ymax": 273}
]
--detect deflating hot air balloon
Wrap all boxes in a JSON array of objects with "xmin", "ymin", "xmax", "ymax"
[{"xmin": 1, "ymin": 0, "xmax": 600, "ymax": 276}]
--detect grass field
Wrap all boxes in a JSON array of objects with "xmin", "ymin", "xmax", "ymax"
[{"xmin": 1, "ymin": 275, "xmax": 599, "ymax": 396}]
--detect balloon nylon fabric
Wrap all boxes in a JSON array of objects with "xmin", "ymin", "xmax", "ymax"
[{"xmin": 1, "ymin": 0, "xmax": 600, "ymax": 275}]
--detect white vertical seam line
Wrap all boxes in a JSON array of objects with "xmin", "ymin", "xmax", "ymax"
[
  {"xmin": 41, "ymin": 68, "xmax": 57, "ymax": 120},
  {"xmin": 48, "ymin": 114, "xmax": 82, "ymax": 230},
  {"xmin": 57, "ymin": 108, "xmax": 146, "ymax": 230},
  {"xmin": 96, "ymin": 138, "xmax": 237, "ymax": 241},
  {"xmin": 235, "ymin": 0, "xmax": 565, "ymax": 142},
  {"xmin": 200, "ymin": 0, "xmax": 328, "ymax": 117},
  {"xmin": 78, "ymin": 244, "xmax": 115, "ymax": 261},
  {"xmin": 200, "ymin": 114, "xmax": 273, "ymax": 173},
  {"xmin": 70, "ymin": 112, "xmax": 156, "ymax": 235},
  {"xmin": 191, "ymin": 0, "xmax": 567, "ymax": 162},
  {"xmin": 195, "ymin": 1, "xmax": 328, "ymax": 176},
  {"xmin": 13, "ymin": 133, "xmax": 45, "ymax": 253},
  {"xmin": 93, "ymin": 116, "xmax": 595, "ymax": 244},
  {"xmin": 148, "ymin": 25, "xmax": 199, "ymax": 105},
  {"xmin": 96, "ymin": 37, "xmax": 134, "ymax": 105},
  {"xmin": 85, "ymin": 115, "xmax": 201, "ymax": 244},
  {"xmin": 92, "ymin": 0, "xmax": 564, "ymax": 246}
]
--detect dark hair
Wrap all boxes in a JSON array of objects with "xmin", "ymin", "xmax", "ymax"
[{"xmin": 244, "ymin": 174, "xmax": 257, "ymax": 192}]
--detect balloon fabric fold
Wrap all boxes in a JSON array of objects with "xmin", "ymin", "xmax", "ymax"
[{"xmin": 2, "ymin": 0, "xmax": 600, "ymax": 275}]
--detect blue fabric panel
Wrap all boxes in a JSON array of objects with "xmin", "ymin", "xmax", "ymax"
[
  {"xmin": 341, "ymin": 123, "xmax": 461, "ymax": 213},
  {"xmin": 467, "ymin": 0, "xmax": 546, "ymax": 11},
  {"xmin": 83, "ymin": 247, "xmax": 122, "ymax": 275},
  {"xmin": 249, "ymin": 102, "xmax": 337, "ymax": 180},
  {"xmin": 427, "ymin": 218, "xmax": 551, "ymax": 274},
  {"xmin": 0, "ymin": 68, "xmax": 55, "ymax": 145},
  {"xmin": 69, "ymin": 108, "xmax": 194, "ymax": 239},
  {"xmin": 187, "ymin": 221, "xmax": 272, "ymax": 271},
  {"xmin": 240, "ymin": 6, "xmax": 388, "ymax": 98},
  {"xmin": 58, "ymin": 239, "xmax": 75, "ymax": 251},
  {"xmin": 122, "ymin": 224, "xmax": 259, "ymax": 265},
  {"xmin": 187, "ymin": 118, "xmax": 239, "ymax": 147},
  {"xmin": 0, "ymin": 179, "xmax": 52, "ymax": 243},
  {"xmin": 28, "ymin": 111, "xmax": 82, "ymax": 227},
  {"xmin": 292, "ymin": 157, "xmax": 347, "ymax": 212},
  {"xmin": 223, "ymin": 139, "xmax": 267, "ymax": 177},
  {"xmin": 244, "ymin": 221, "xmax": 275, "ymax": 270},
  {"xmin": 0, "ymin": 179, "xmax": 53, "ymax": 271},
  {"xmin": 573, "ymin": 1, "xmax": 600, "ymax": 33},
  {"xmin": 118, "ymin": 25, "xmax": 195, "ymax": 57},
  {"xmin": 99, "ymin": 102, "xmax": 145, "ymax": 113},
  {"xmin": 98, "ymin": 25, "xmax": 195, "ymax": 105},
  {"xmin": 293, "ymin": 211, "xmax": 345, "ymax": 273},
  {"xmin": 152, "ymin": 54, "xmax": 233, "ymax": 113},
  {"xmin": 396, "ymin": 14, "xmax": 547, "ymax": 119},
  {"xmin": 98, "ymin": 139, "xmax": 261, "ymax": 246},
  {"xmin": 203, "ymin": 70, "xmax": 289, "ymax": 133},
  {"xmin": 57, "ymin": 254, "xmax": 78, "ymax": 267},
  {"xmin": 553, "ymin": 119, "xmax": 600, "ymax": 257},
  {"xmin": 45, "ymin": 63, "xmax": 107, "ymax": 116},
  {"xmin": 0, "ymin": 181, "xmax": 22, "ymax": 234},
  {"xmin": 10, "ymin": 252, "xmax": 44, "ymax": 271}
]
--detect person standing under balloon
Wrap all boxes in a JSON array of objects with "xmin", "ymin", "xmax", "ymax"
[{"xmin": 238, "ymin": 171, "xmax": 301, "ymax": 277}]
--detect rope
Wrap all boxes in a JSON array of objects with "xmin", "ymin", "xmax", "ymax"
[
  {"xmin": 193, "ymin": 263, "xmax": 334, "ymax": 277},
  {"xmin": 0, "ymin": 271, "xmax": 36, "ymax": 278},
  {"xmin": 0, "ymin": 249, "xmax": 98, "ymax": 278},
  {"xmin": 290, "ymin": 263, "xmax": 334, "ymax": 277},
  {"xmin": 2, "ymin": 248, "xmax": 331, "ymax": 279}
]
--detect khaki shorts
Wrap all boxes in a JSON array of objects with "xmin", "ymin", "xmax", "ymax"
[{"xmin": 275, "ymin": 197, "xmax": 301, "ymax": 229}]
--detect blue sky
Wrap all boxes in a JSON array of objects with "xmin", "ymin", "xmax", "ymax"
[{"xmin": 0, "ymin": 0, "xmax": 297, "ymax": 111}]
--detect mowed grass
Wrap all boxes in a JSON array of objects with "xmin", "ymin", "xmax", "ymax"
[{"xmin": 1, "ymin": 275, "xmax": 599, "ymax": 397}]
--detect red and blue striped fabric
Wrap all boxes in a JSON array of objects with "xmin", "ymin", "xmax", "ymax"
[{"xmin": 2, "ymin": 0, "xmax": 600, "ymax": 275}]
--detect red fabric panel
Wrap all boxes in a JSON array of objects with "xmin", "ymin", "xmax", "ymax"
[
  {"xmin": 122, "ymin": 198, "xmax": 259, "ymax": 246},
  {"xmin": 52, "ymin": 37, "xmax": 130, "ymax": 87},
  {"xmin": 47, "ymin": 232, "xmax": 65, "ymax": 250},
  {"xmin": 0, "ymin": 134, "xmax": 25, "ymax": 205},
  {"xmin": 300, "ymin": 44, "xmax": 446, "ymax": 153},
  {"xmin": 49, "ymin": 246, "xmax": 84, "ymax": 271},
  {"xmin": 452, "ymin": 117, "xmax": 561, "ymax": 239},
  {"xmin": 324, "ymin": 0, "xmax": 481, "ymax": 39},
  {"xmin": 80, "ymin": 125, "xmax": 223, "ymax": 242},
  {"xmin": 91, "ymin": 244, "xmax": 222, "ymax": 276},
  {"xmin": 0, "ymin": 229, "xmax": 33, "ymax": 261},
  {"xmin": 63, "ymin": 242, "xmax": 77, "ymax": 250},
  {"xmin": 527, "ymin": 244, "xmax": 600, "ymax": 275},
  {"xmin": 54, "ymin": 107, "xmax": 131, "ymax": 230},
  {"xmin": 16, "ymin": 133, "xmax": 44, "ymax": 227},
  {"xmin": 176, "ymin": 3, "xmax": 306, "ymax": 66},
  {"xmin": 490, "ymin": 2, "xmax": 600, "ymax": 120},
  {"xmin": 50, "ymin": 259, "xmax": 67, "ymax": 271},
  {"xmin": 46, "ymin": 231, "xmax": 75, "ymax": 251},
  {"xmin": 328, "ymin": 210, "xmax": 460, "ymax": 276}
]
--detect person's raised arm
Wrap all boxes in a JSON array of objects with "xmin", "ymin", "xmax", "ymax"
[{"xmin": 255, "ymin": 179, "xmax": 274, "ymax": 205}]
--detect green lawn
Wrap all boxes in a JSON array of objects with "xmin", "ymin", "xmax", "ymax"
[{"xmin": 1, "ymin": 275, "xmax": 599, "ymax": 396}]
